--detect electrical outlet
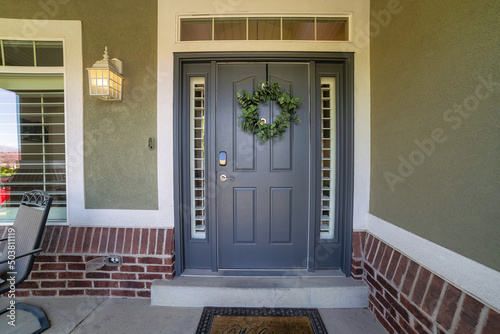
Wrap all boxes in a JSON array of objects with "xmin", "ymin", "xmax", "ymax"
[{"xmin": 104, "ymin": 255, "xmax": 122, "ymax": 266}]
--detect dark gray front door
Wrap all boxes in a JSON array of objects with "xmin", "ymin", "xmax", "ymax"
[{"xmin": 216, "ymin": 63, "xmax": 310, "ymax": 269}]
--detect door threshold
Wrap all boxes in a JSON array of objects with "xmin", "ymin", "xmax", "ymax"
[{"xmin": 181, "ymin": 268, "xmax": 345, "ymax": 278}]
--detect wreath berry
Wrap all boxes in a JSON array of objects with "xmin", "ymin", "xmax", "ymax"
[{"xmin": 236, "ymin": 81, "xmax": 303, "ymax": 142}]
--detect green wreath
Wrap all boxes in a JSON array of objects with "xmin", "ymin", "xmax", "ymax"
[{"xmin": 236, "ymin": 81, "xmax": 303, "ymax": 142}]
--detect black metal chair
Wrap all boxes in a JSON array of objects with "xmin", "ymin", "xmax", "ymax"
[{"xmin": 0, "ymin": 190, "xmax": 53, "ymax": 333}]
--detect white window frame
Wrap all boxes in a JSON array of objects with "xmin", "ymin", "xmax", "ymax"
[
  {"xmin": 177, "ymin": 13, "xmax": 353, "ymax": 43},
  {"xmin": 1, "ymin": 18, "xmax": 174, "ymax": 227},
  {"xmin": 0, "ymin": 18, "xmax": 82, "ymax": 226}
]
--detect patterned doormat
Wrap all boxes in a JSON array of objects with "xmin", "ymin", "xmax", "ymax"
[{"xmin": 196, "ymin": 307, "xmax": 328, "ymax": 334}]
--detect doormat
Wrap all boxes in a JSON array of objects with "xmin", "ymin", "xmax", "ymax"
[{"xmin": 196, "ymin": 307, "xmax": 328, "ymax": 334}]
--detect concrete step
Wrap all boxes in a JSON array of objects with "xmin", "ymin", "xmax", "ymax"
[{"xmin": 151, "ymin": 276, "xmax": 369, "ymax": 308}]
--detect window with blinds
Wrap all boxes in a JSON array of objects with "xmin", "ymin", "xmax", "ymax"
[
  {"xmin": 0, "ymin": 76, "xmax": 66, "ymax": 222},
  {"xmin": 320, "ymin": 77, "xmax": 336, "ymax": 239},
  {"xmin": 190, "ymin": 77, "xmax": 206, "ymax": 239}
]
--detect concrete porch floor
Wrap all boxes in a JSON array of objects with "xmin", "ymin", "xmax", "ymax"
[{"xmin": 0, "ymin": 297, "xmax": 386, "ymax": 334}]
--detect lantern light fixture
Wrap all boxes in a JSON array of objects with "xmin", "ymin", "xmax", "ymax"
[{"xmin": 87, "ymin": 46, "xmax": 123, "ymax": 101}]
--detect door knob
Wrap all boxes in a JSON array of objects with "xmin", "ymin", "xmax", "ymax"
[{"xmin": 219, "ymin": 175, "xmax": 235, "ymax": 182}]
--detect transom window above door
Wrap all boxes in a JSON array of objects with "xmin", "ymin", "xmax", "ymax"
[{"xmin": 179, "ymin": 16, "xmax": 349, "ymax": 42}]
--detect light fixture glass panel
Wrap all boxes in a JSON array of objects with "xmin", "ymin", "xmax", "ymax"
[
  {"xmin": 35, "ymin": 41, "xmax": 64, "ymax": 66},
  {"xmin": 181, "ymin": 19, "xmax": 212, "ymax": 41},
  {"xmin": 3, "ymin": 40, "xmax": 34, "ymax": 66},
  {"xmin": 214, "ymin": 18, "xmax": 246, "ymax": 40},
  {"xmin": 282, "ymin": 18, "xmax": 315, "ymax": 40},
  {"xmin": 317, "ymin": 19, "xmax": 348, "ymax": 41},
  {"xmin": 248, "ymin": 18, "xmax": 280, "ymax": 40}
]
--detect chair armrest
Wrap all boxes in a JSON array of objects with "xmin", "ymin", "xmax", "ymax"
[{"xmin": 0, "ymin": 248, "xmax": 43, "ymax": 264}]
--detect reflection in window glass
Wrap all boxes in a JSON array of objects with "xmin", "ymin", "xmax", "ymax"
[
  {"xmin": 181, "ymin": 19, "xmax": 212, "ymax": 41},
  {"xmin": 282, "ymin": 18, "xmax": 315, "ymax": 40},
  {"xmin": 35, "ymin": 41, "xmax": 64, "ymax": 66},
  {"xmin": 317, "ymin": 19, "xmax": 348, "ymax": 41},
  {"xmin": 0, "ymin": 81, "xmax": 67, "ymax": 222},
  {"xmin": 214, "ymin": 18, "xmax": 246, "ymax": 40},
  {"xmin": 3, "ymin": 40, "xmax": 35, "ymax": 66},
  {"xmin": 248, "ymin": 18, "xmax": 280, "ymax": 40}
]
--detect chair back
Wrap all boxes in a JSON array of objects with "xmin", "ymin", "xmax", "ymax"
[{"xmin": 0, "ymin": 190, "xmax": 52, "ymax": 289}]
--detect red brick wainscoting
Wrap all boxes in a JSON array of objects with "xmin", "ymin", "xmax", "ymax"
[
  {"xmin": 352, "ymin": 231, "xmax": 500, "ymax": 334},
  {"xmin": 0, "ymin": 226, "xmax": 175, "ymax": 298}
]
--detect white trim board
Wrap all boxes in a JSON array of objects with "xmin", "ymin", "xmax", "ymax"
[{"xmin": 367, "ymin": 214, "xmax": 500, "ymax": 312}]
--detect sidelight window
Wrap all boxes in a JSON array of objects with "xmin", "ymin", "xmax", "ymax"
[
  {"xmin": 320, "ymin": 77, "xmax": 336, "ymax": 239},
  {"xmin": 190, "ymin": 77, "xmax": 206, "ymax": 239}
]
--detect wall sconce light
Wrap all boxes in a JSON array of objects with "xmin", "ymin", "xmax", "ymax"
[{"xmin": 87, "ymin": 46, "xmax": 123, "ymax": 101}]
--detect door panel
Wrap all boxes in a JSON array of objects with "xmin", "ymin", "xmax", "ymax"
[
  {"xmin": 234, "ymin": 188, "xmax": 256, "ymax": 243},
  {"xmin": 234, "ymin": 76, "xmax": 258, "ymax": 172},
  {"xmin": 270, "ymin": 188, "xmax": 293, "ymax": 243},
  {"xmin": 216, "ymin": 63, "xmax": 310, "ymax": 269}
]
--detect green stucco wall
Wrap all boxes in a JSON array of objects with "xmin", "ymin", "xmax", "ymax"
[
  {"xmin": 370, "ymin": 0, "xmax": 500, "ymax": 270},
  {"xmin": 1, "ymin": 0, "xmax": 158, "ymax": 210}
]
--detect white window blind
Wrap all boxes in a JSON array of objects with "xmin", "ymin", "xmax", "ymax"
[
  {"xmin": 320, "ymin": 77, "xmax": 336, "ymax": 239},
  {"xmin": 0, "ymin": 75, "xmax": 66, "ymax": 222},
  {"xmin": 190, "ymin": 77, "xmax": 206, "ymax": 239}
]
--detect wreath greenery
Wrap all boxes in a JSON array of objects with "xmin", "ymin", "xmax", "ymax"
[{"xmin": 236, "ymin": 81, "xmax": 303, "ymax": 142}]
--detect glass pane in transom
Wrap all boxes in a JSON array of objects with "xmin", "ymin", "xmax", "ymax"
[
  {"xmin": 35, "ymin": 41, "xmax": 64, "ymax": 66},
  {"xmin": 317, "ymin": 19, "xmax": 348, "ymax": 41},
  {"xmin": 3, "ymin": 40, "xmax": 34, "ymax": 66},
  {"xmin": 214, "ymin": 18, "xmax": 246, "ymax": 40},
  {"xmin": 282, "ymin": 18, "xmax": 315, "ymax": 40},
  {"xmin": 248, "ymin": 18, "xmax": 280, "ymax": 40},
  {"xmin": 181, "ymin": 19, "xmax": 212, "ymax": 41}
]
